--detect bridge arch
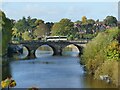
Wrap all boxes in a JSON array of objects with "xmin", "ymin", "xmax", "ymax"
[
  {"xmin": 22, "ymin": 43, "xmax": 62, "ymax": 58},
  {"xmin": 35, "ymin": 44, "xmax": 54, "ymax": 57},
  {"xmin": 24, "ymin": 42, "xmax": 84, "ymax": 58},
  {"xmin": 73, "ymin": 44, "xmax": 83, "ymax": 55},
  {"xmin": 43, "ymin": 44, "xmax": 61, "ymax": 56},
  {"xmin": 62, "ymin": 44, "xmax": 83, "ymax": 56}
]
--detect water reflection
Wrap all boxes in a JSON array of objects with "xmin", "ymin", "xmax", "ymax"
[
  {"xmin": 35, "ymin": 45, "xmax": 54, "ymax": 58},
  {"xmin": 62, "ymin": 44, "xmax": 79, "ymax": 57},
  {"xmin": 82, "ymin": 75, "xmax": 116, "ymax": 88},
  {"xmin": 13, "ymin": 47, "xmax": 28, "ymax": 59},
  {"xmin": 8, "ymin": 56, "xmax": 85, "ymax": 88},
  {"xmin": 2, "ymin": 56, "xmax": 115, "ymax": 88}
]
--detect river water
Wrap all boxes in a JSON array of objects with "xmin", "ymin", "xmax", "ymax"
[{"xmin": 2, "ymin": 46, "xmax": 116, "ymax": 88}]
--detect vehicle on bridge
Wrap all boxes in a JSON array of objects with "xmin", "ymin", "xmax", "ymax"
[{"xmin": 45, "ymin": 36, "xmax": 68, "ymax": 41}]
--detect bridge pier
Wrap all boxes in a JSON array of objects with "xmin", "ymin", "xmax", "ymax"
[
  {"xmin": 27, "ymin": 50, "xmax": 36, "ymax": 59},
  {"xmin": 53, "ymin": 48, "xmax": 62, "ymax": 56}
]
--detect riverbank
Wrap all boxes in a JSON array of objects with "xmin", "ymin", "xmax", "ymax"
[{"xmin": 81, "ymin": 27, "xmax": 120, "ymax": 87}]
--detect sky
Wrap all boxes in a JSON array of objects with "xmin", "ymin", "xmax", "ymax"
[{"xmin": 1, "ymin": 2, "xmax": 119, "ymax": 22}]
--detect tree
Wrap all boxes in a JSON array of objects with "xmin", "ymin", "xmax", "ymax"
[
  {"xmin": 45, "ymin": 22, "xmax": 54, "ymax": 35},
  {"xmin": 17, "ymin": 16, "xmax": 37, "ymax": 32},
  {"xmin": 12, "ymin": 28, "xmax": 22, "ymax": 41},
  {"xmin": 35, "ymin": 19, "xmax": 44, "ymax": 25},
  {"xmin": 82, "ymin": 16, "xmax": 87, "ymax": 24},
  {"xmin": 74, "ymin": 20, "xmax": 82, "ymax": 30},
  {"xmin": 27, "ymin": 16, "xmax": 37, "ymax": 29},
  {"xmin": 87, "ymin": 19, "xmax": 95, "ymax": 25},
  {"xmin": 0, "ymin": 10, "xmax": 13, "ymax": 56},
  {"xmin": 34, "ymin": 21, "xmax": 49, "ymax": 39},
  {"xmin": 22, "ymin": 31, "xmax": 32, "ymax": 40},
  {"xmin": 14, "ymin": 16, "xmax": 37, "ymax": 32},
  {"xmin": 14, "ymin": 17, "xmax": 29, "ymax": 33},
  {"xmin": 104, "ymin": 16, "xmax": 117, "ymax": 26},
  {"xmin": 13, "ymin": 17, "xmax": 37, "ymax": 40},
  {"xmin": 51, "ymin": 18, "xmax": 74, "ymax": 36},
  {"xmin": 96, "ymin": 19, "xmax": 99, "ymax": 23}
]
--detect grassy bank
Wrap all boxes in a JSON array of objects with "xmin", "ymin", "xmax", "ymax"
[{"xmin": 81, "ymin": 27, "xmax": 120, "ymax": 86}]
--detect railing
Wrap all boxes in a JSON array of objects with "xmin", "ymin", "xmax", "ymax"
[{"xmin": 10, "ymin": 39, "xmax": 90, "ymax": 44}]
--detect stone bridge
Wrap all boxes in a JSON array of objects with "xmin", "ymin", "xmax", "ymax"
[{"xmin": 9, "ymin": 40, "xmax": 87, "ymax": 58}]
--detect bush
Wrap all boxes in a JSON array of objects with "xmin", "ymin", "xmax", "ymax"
[
  {"xmin": 105, "ymin": 41, "xmax": 120, "ymax": 60},
  {"xmin": 94, "ymin": 60, "xmax": 119, "ymax": 86},
  {"xmin": 81, "ymin": 27, "xmax": 120, "ymax": 86}
]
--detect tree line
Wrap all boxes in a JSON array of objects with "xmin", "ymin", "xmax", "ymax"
[
  {"xmin": 0, "ymin": 10, "xmax": 118, "ymax": 56},
  {"xmin": 12, "ymin": 14, "xmax": 118, "ymax": 41},
  {"xmin": 0, "ymin": 10, "xmax": 13, "ymax": 56}
]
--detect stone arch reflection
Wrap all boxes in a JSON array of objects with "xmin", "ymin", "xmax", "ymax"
[
  {"xmin": 62, "ymin": 44, "xmax": 80, "ymax": 57},
  {"xmin": 12, "ymin": 46, "xmax": 29, "ymax": 59},
  {"xmin": 35, "ymin": 45, "xmax": 54, "ymax": 57}
]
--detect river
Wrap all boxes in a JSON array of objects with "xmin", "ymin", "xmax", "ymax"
[{"xmin": 2, "ymin": 46, "xmax": 116, "ymax": 88}]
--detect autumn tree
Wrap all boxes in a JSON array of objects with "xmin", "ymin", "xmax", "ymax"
[{"xmin": 82, "ymin": 16, "xmax": 87, "ymax": 24}]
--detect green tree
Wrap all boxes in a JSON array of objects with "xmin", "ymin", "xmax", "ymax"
[
  {"xmin": 22, "ymin": 31, "xmax": 31, "ymax": 40},
  {"xmin": 34, "ymin": 21, "xmax": 49, "ymax": 39},
  {"xmin": 51, "ymin": 18, "xmax": 74, "ymax": 36},
  {"xmin": 45, "ymin": 22, "xmax": 54, "ymax": 35},
  {"xmin": 104, "ymin": 16, "xmax": 117, "ymax": 26},
  {"xmin": 0, "ymin": 10, "xmax": 13, "ymax": 56},
  {"xmin": 35, "ymin": 19, "xmax": 44, "ymax": 25},
  {"xmin": 14, "ymin": 17, "xmax": 29, "ymax": 33},
  {"xmin": 12, "ymin": 28, "xmax": 22, "ymax": 41},
  {"xmin": 87, "ymin": 19, "xmax": 95, "ymax": 25},
  {"xmin": 27, "ymin": 16, "xmax": 37, "ymax": 29},
  {"xmin": 13, "ymin": 16, "xmax": 37, "ymax": 41}
]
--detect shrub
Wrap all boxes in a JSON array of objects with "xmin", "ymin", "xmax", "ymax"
[
  {"xmin": 81, "ymin": 27, "xmax": 120, "ymax": 86},
  {"xmin": 94, "ymin": 60, "xmax": 119, "ymax": 86},
  {"xmin": 105, "ymin": 41, "xmax": 120, "ymax": 60}
]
